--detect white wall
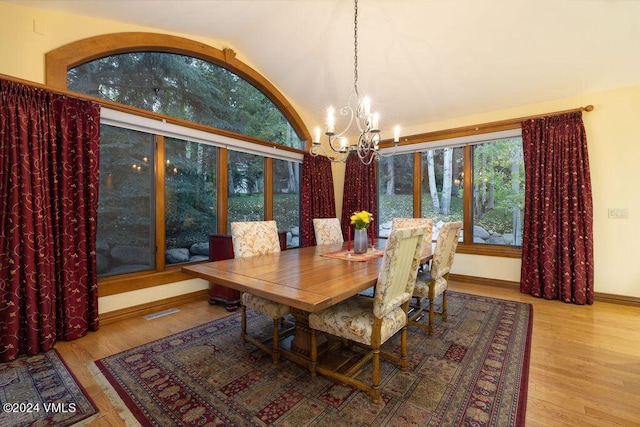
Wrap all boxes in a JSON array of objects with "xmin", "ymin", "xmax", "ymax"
[{"xmin": 1, "ymin": 2, "xmax": 638, "ymax": 312}]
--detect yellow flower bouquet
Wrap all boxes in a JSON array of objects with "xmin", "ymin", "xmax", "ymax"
[{"xmin": 350, "ymin": 210, "xmax": 373, "ymax": 230}]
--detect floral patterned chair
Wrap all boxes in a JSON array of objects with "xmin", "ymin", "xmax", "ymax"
[
  {"xmin": 313, "ymin": 217, "xmax": 344, "ymax": 245},
  {"xmin": 231, "ymin": 220, "xmax": 291, "ymax": 364},
  {"xmin": 308, "ymin": 226, "xmax": 426, "ymax": 404},
  {"xmin": 409, "ymin": 221, "xmax": 462, "ymax": 335},
  {"xmin": 392, "ymin": 217, "xmax": 433, "ymax": 268}
]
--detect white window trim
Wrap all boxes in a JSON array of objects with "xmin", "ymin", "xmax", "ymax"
[
  {"xmin": 101, "ymin": 108, "xmax": 304, "ymax": 163},
  {"xmin": 379, "ymin": 128, "xmax": 522, "ymax": 155}
]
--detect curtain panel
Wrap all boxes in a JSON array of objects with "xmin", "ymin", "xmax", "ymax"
[
  {"xmin": 300, "ymin": 154, "xmax": 337, "ymax": 247},
  {"xmin": 340, "ymin": 153, "xmax": 378, "ymax": 238},
  {"xmin": 0, "ymin": 79, "xmax": 100, "ymax": 362},
  {"xmin": 520, "ymin": 111, "xmax": 594, "ymax": 304}
]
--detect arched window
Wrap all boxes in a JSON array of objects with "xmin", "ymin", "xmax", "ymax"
[{"xmin": 46, "ymin": 33, "xmax": 308, "ymax": 292}]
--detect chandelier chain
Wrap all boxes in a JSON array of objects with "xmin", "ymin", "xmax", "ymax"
[{"xmin": 353, "ymin": 0, "xmax": 359, "ymax": 96}]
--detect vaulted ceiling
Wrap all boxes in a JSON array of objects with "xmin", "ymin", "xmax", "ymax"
[{"xmin": 8, "ymin": 0, "xmax": 640, "ymax": 136}]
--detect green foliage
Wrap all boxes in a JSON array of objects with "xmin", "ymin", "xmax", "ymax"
[
  {"xmin": 228, "ymin": 193, "xmax": 299, "ymax": 232},
  {"xmin": 68, "ymin": 52, "xmax": 299, "ymax": 148},
  {"xmin": 472, "ymin": 138, "xmax": 524, "ymax": 234},
  {"xmin": 378, "ymin": 193, "xmax": 463, "ymax": 229}
]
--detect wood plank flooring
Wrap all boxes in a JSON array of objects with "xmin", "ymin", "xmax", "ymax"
[{"xmin": 55, "ymin": 281, "xmax": 640, "ymax": 426}]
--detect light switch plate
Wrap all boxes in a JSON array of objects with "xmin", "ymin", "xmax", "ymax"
[{"xmin": 608, "ymin": 208, "xmax": 629, "ymax": 219}]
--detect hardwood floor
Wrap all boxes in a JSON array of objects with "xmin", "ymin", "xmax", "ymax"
[{"xmin": 55, "ymin": 281, "xmax": 640, "ymax": 426}]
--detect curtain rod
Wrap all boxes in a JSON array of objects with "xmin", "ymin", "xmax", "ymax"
[
  {"xmin": 513, "ymin": 104, "xmax": 594, "ymax": 124},
  {"xmin": 381, "ymin": 104, "xmax": 595, "ymax": 147}
]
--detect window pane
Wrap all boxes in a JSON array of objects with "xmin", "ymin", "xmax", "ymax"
[
  {"xmin": 472, "ymin": 138, "xmax": 524, "ymax": 246},
  {"xmin": 97, "ymin": 125, "xmax": 155, "ymax": 277},
  {"xmin": 165, "ymin": 138, "xmax": 218, "ymax": 265},
  {"xmin": 421, "ymin": 147, "xmax": 464, "ymax": 240},
  {"xmin": 227, "ymin": 151, "xmax": 264, "ymax": 229},
  {"xmin": 273, "ymin": 159, "xmax": 300, "ymax": 248},
  {"xmin": 377, "ymin": 153, "xmax": 414, "ymax": 237},
  {"xmin": 68, "ymin": 52, "xmax": 302, "ymax": 149}
]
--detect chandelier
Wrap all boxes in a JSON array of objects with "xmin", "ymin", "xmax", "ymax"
[{"xmin": 310, "ymin": 0, "xmax": 400, "ymax": 165}]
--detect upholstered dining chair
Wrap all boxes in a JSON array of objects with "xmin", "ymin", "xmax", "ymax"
[
  {"xmin": 409, "ymin": 221, "xmax": 462, "ymax": 335},
  {"xmin": 392, "ymin": 217, "xmax": 433, "ymax": 268},
  {"xmin": 231, "ymin": 220, "xmax": 291, "ymax": 364},
  {"xmin": 308, "ymin": 226, "xmax": 426, "ymax": 404},
  {"xmin": 313, "ymin": 217, "xmax": 344, "ymax": 245}
]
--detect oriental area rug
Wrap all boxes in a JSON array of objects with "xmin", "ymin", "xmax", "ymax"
[
  {"xmin": 0, "ymin": 350, "xmax": 98, "ymax": 427},
  {"xmin": 93, "ymin": 292, "xmax": 532, "ymax": 426}
]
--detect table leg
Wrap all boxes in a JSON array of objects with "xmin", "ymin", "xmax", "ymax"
[{"xmin": 281, "ymin": 308, "xmax": 327, "ymax": 364}]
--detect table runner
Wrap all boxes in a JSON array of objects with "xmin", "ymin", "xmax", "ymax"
[{"xmin": 320, "ymin": 248, "xmax": 384, "ymax": 262}]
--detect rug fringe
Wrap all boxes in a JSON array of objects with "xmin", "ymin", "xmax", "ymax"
[{"xmin": 87, "ymin": 362, "xmax": 142, "ymax": 427}]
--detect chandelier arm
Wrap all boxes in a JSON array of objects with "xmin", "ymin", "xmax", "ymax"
[{"xmin": 310, "ymin": 144, "xmax": 349, "ymax": 163}]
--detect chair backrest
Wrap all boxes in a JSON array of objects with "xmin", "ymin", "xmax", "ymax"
[
  {"xmin": 230, "ymin": 220, "xmax": 281, "ymax": 258},
  {"xmin": 392, "ymin": 217, "xmax": 433, "ymax": 252},
  {"xmin": 373, "ymin": 226, "xmax": 426, "ymax": 318},
  {"xmin": 431, "ymin": 221, "xmax": 462, "ymax": 280},
  {"xmin": 313, "ymin": 218, "xmax": 344, "ymax": 245}
]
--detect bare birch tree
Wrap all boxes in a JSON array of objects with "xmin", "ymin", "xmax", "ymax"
[
  {"xmin": 441, "ymin": 148, "xmax": 453, "ymax": 214},
  {"xmin": 426, "ymin": 150, "xmax": 440, "ymax": 213}
]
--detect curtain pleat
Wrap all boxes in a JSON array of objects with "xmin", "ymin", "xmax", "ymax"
[
  {"xmin": 520, "ymin": 111, "xmax": 594, "ymax": 304},
  {"xmin": 0, "ymin": 79, "xmax": 100, "ymax": 362},
  {"xmin": 300, "ymin": 154, "xmax": 336, "ymax": 247},
  {"xmin": 340, "ymin": 153, "xmax": 378, "ymax": 237}
]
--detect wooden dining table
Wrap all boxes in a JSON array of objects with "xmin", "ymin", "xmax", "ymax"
[{"xmin": 182, "ymin": 240, "xmax": 433, "ymax": 367}]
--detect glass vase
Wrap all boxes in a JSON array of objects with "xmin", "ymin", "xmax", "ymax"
[{"xmin": 353, "ymin": 228, "xmax": 368, "ymax": 254}]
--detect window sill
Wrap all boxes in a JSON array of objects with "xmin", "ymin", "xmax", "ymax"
[
  {"xmin": 98, "ymin": 266, "xmax": 199, "ymax": 297},
  {"xmin": 455, "ymin": 243, "xmax": 522, "ymax": 258}
]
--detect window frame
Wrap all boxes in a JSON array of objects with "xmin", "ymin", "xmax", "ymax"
[
  {"xmin": 378, "ymin": 126, "xmax": 523, "ymax": 259},
  {"xmin": 46, "ymin": 32, "xmax": 309, "ymax": 295}
]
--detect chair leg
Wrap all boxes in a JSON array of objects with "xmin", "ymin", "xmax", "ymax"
[
  {"xmin": 442, "ymin": 290, "xmax": 448, "ymax": 322},
  {"xmin": 371, "ymin": 349, "xmax": 381, "ymax": 404},
  {"xmin": 428, "ymin": 299, "xmax": 435, "ymax": 335},
  {"xmin": 399, "ymin": 326, "xmax": 408, "ymax": 371},
  {"xmin": 241, "ymin": 305, "xmax": 248, "ymax": 341}
]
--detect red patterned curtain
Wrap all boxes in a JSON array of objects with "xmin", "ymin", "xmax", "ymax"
[
  {"xmin": 0, "ymin": 79, "xmax": 101, "ymax": 362},
  {"xmin": 340, "ymin": 152, "xmax": 377, "ymax": 237},
  {"xmin": 300, "ymin": 154, "xmax": 336, "ymax": 247},
  {"xmin": 520, "ymin": 111, "xmax": 594, "ymax": 304}
]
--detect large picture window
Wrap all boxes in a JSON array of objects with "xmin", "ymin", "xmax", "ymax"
[
  {"xmin": 273, "ymin": 158, "xmax": 301, "ymax": 247},
  {"xmin": 472, "ymin": 138, "xmax": 523, "ymax": 246},
  {"xmin": 378, "ymin": 153, "xmax": 415, "ymax": 236},
  {"xmin": 164, "ymin": 138, "xmax": 218, "ymax": 266},
  {"xmin": 97, "ymin": 125, "xmax": 156, "ymax": 276},
  {"xmin": 377, "ymin": 133, "xmax": 524, "ymax": 254},
  {"xmin": 227, "ymin": 150, "xmax": 265, "ymax": 226},
  {"xmin": 49, "ymin": 33, "xmax": 308, "ymax": 289}
]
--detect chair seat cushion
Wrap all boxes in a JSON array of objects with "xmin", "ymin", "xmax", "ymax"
[
  {"xmin": 308, "ymin": 296, "xmax": 407, "ymax": 346},
  {"xmin": 413, "ymin": 271, "xmax": 447, "ymax": 299},
  {"xmin": 242, "ymin": 293, "xmax": 290, "ymax": 319}
]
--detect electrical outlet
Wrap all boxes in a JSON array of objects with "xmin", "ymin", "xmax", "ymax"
[{"xmin": 608, "ymin": 208, "xmax": 629, "ymax": 219}]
